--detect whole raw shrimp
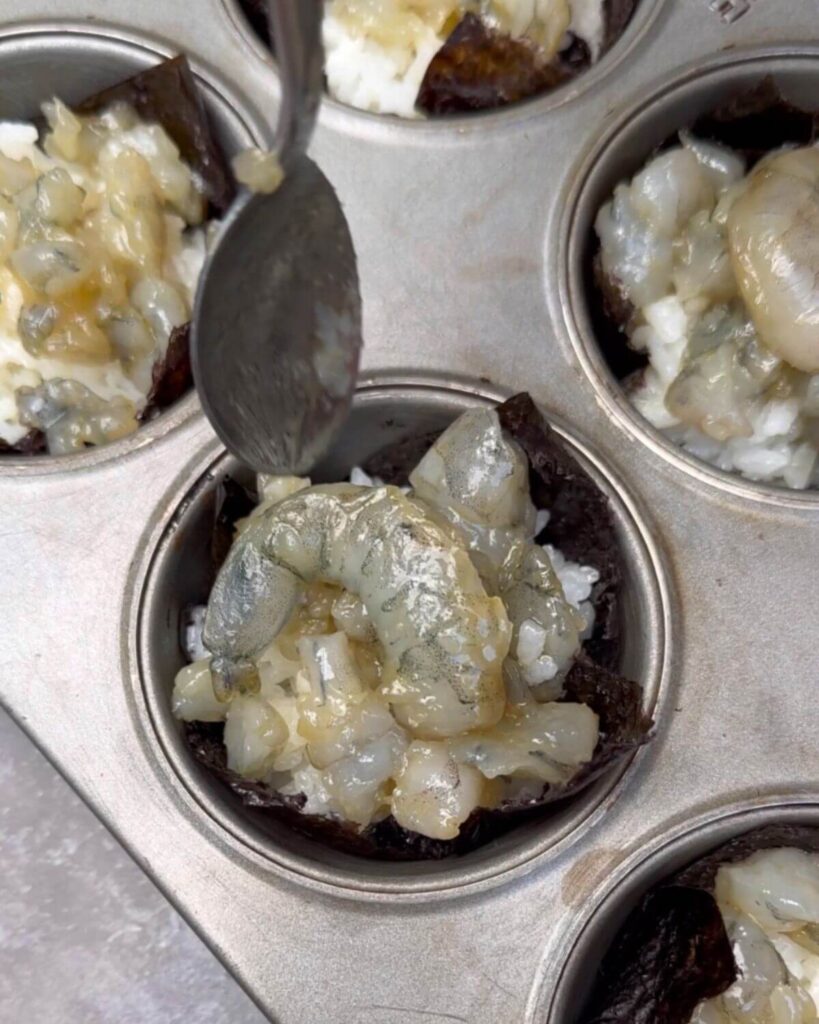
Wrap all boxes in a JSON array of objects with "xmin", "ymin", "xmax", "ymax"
[
  {"xmin": 203, "ymin": 483, "xmax": 511, "ymax": 739},
  {"xmin": 728, "ymin": 146, "xmax": 819, "ymax": 373},
  {"xmin": 409, "ymin": 407, "xmax": 585, "ymax": 697}
]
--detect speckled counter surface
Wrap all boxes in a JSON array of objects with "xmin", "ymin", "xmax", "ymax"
[{"xmin": 0, "ymin": 710, "xmax": 269, "ymax": 1024}]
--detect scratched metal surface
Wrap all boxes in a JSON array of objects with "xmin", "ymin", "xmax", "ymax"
[{"xmin": 0, "ymin": 1, "xmax": 817, "ymax": 1022}]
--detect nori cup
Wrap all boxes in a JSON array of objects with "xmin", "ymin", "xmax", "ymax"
[
  {"xmin": 182, "ymin": 392, "xmax": 653, "ymax": 861},
  {"xmin": 580, "ymin": 824, "xmax": 819, "ymax": 1024},
  {"xmin": 237, "ymin": 1, "xmax": 638, "ymax": 116},
  {"xmin": 1, "ymin": 55, "xmax": 236, "ymax": 454},
  {"xmin": 591, "ymin": 79, "xmax": 819, "ymax": 381}
]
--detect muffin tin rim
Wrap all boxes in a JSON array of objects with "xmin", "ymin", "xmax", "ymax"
[{"xmin": 1, "ymin": 2, "xmax": 817, "ymax": 1019}]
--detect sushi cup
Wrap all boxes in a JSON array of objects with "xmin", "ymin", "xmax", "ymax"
[
  {"xmin": 225, "ymin": 0, "xmax": 664, "ymax": 124},
  {"xmin": 543, "ymin": 798, "xmax": 819, "ymax": 1023},
  {"xmin": 0, "ymin": 29, "xmax": 262, "ymax": 473},
  {"xmin": 135, "ymin": 376, "xmax": 670, "ymax": 897},
  {"xmin": 561, "ymin": 49, "xmax": 819, "ymax": 505}
]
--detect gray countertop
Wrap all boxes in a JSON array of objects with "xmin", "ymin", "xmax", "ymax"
[{"xmin": 0, "ymin": 710, "xmax": 269, "ymax": 1024}]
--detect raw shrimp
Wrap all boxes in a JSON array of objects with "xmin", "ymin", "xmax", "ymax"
[
  {"xmin": 448, "ymin": 698, "xmax": 598, "ymax": 784},
  {"xmin": 409, "ymin": 408, "xmax": 584, "ymax": 695},
  {"xmin": 203, "ymin": 483, "xmax": 511, "ymax": 738},
  {"xmin": 715, "ymin": 847, "xmax": 819, "ymax": 934},
  {"xmin": 728, "ymin": 147, "xmax": 819, "ymax": 373},
  {"xmin": 391, "ymin": 740, "xmax": 486, "ymax": 840},
  {"xmin": 693, "ymin": 847, "xmax": 819, "ymax": 1023},
  {"xmin": 499, "ymin": 543, "xmax": 586, "ymax": 698},
  {"xmin": 409, "ymin": 406, "xmax": 536, "ymax": 583}
]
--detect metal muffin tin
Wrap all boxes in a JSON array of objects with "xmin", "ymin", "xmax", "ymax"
[{"xmin": 0, "ymin": 2, "xmax": 817, "ymax": 1021}]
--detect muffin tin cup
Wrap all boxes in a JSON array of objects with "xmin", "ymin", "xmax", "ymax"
[
  {"xmin": 559, "ymin": 46, "xmax": 819, "ymax": 509},
  {"xmin": 222, "ymin": 0, "xmax": 671, "ymax": 132},
  {"xmin": 133, "ymin": 376, "xmax": 671, "ymax": 899},
  {"xmin": 1, "ymin": 2, "xmax": 819, "ymax": 1021},
  {"xmin": 541, "ymin": 798, "xmax": 819, "ymax": 1023},
  {"xmin": 0, "ymin": 25, "xmax": 265, "ymax": 476}
]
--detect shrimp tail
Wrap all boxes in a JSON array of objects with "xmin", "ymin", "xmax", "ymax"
[{"xmin": 204, "ymin": 519, "xmax": 303, "ymax": 699}]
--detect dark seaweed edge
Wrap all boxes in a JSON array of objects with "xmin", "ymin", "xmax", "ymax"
[
  {"xmin": 182, "ymin": 392, "xmax": 652, "ymax": 861},
  {"xmin": 580, "ymin": 886, "xmax": 736, "ymax": 1024},
  {"xmin": 417, "ymin": 0, "xmax": 637, "ymax": 115},
  {"xmin": 74, "ymin": 54, "xmax": 236, "ymax": 217},
  {"xmin": 591, "ymin": 77, "xmax": 819, "ymax": 383},
  {"xmin": 237, "ymin": 0, "xmax": 271, "ymax": 46},
  {"xmin": 580, "ymin": 823, "xmax": 819, "ymax": 1024},
  {"xmin": 417, "ymin": 13, "xmax": 574, "ymax": 116},
  {"xmin": 0, "ymin": 56, "xmax": 235, "ymax": 456}
]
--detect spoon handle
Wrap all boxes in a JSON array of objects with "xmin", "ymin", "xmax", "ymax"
[{"xmin": 267, "ymin": 0, "xmax": 324, "ymax": 168}]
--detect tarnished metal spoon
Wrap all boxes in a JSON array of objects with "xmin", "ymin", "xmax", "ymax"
[{"xmin": 192, "ymin": 0, "xmax": 362, "ymax": 474}]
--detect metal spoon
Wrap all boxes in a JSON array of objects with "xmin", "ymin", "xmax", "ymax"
[{"xmin": 192, "ymin": 0, "xmax": 362, "ymax": 475}]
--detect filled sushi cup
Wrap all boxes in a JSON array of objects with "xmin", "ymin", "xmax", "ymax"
[
  {"xmin": 137, "ymin": 379, "xmax": 669, "ymax": 894},
  {"xmin": 231, "ymin": 0, "xmax": 646, "ymax": 119},
  {"xmin": 546, "ymin": 800, "xmax": 819, "ymax": 1024},
  {"xmin": 0, "ymin": 30, "xmax": 260, "ymax": 468},
  {"xmin": 563, "ymin": 53, "xmax": 819, "ymax": 500}
]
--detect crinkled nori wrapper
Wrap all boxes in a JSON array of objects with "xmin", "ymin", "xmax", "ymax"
[
  {"xmin": 74, "ymin": 55, "xmax": 235, "ymax": 217},
  {"xmin": 1, "ymin": 56, "xmax": 235, "ymax": 454},
  {"xmin": 237, "ymin": 1, "xmax": 637, "ymax": 115},
  {"xmin": 591, "ymin": 78, "xmax": 819, "ymax": 381},
  {"xmin": 182, "ymin": 392, "xmax": 652, "ymax": 860},
  {"xmin": 418, "ymin": 1, "xmax": 637, "ymax": 115},
  {"xmin": 579, "ymin": 824, "xmax": 819, "ymax": 1024}
]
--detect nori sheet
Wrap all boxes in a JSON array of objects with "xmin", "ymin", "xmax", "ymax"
[
  {"xmin": 209, "ymin": 475, "xmax": 257, "ymax": 575},
  {"xmin": 593, "ymin": 78, "xmax": 819, "ymax": 381},
  {"xmin": 496, "ymin": 391, "xmax": 622, "ymax": 669},
  {"xmin": 417, "ymin": 0, "xmax": 637, "ymax": 114},
  {"xmin": 142, "ymin": 324, "xmax": 193, "ymax": 421},
  {"xmin": 690, "ymin": 77, "xmax": 819, "ymax": 168},
  {"xmin": 415, "ymin": 0, "xmax": 638, "ymax": 114},
  {"xmin": 182, "ymin": 393, "xmax": 652, "ymax": 860},
  {"xmin": 581, "ymin": 887, "xmax": 736, "ymax": 1024},
  {"xmin": 74, "ymin": 54, "xmax": 235, "ymax": 216},
  {"xmin": 1, "ymin": 55, "xmax": 235, "ymax": 454},
  {"xmin": 580, "ymin": 824, "xmax": 819, "ymax": 1023},
  {"xmin": 0, "ymin": 430, "xmax": 46, "ymax": 455},
  {"xmin": 417, "ymin": 13, "xmax": 570, "ymax": 115}
]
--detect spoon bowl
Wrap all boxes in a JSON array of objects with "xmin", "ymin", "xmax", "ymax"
[
  {"xmin": 192, "ymin": 0, "xmax": 361, "ymax": 473},
  {"xmin": 192, "ymin": 154, "xmax": 361, "ymax": 474}
]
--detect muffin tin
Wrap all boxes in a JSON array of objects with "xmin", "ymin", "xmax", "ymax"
[{"xmin": 0, "ymin": 2, "xmax": 817, "ymax": 1022}]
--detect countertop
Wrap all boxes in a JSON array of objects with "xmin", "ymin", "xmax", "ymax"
[{"xmin": 0, "ymin": 710, "xmax": 269, "ymax": 1024}]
